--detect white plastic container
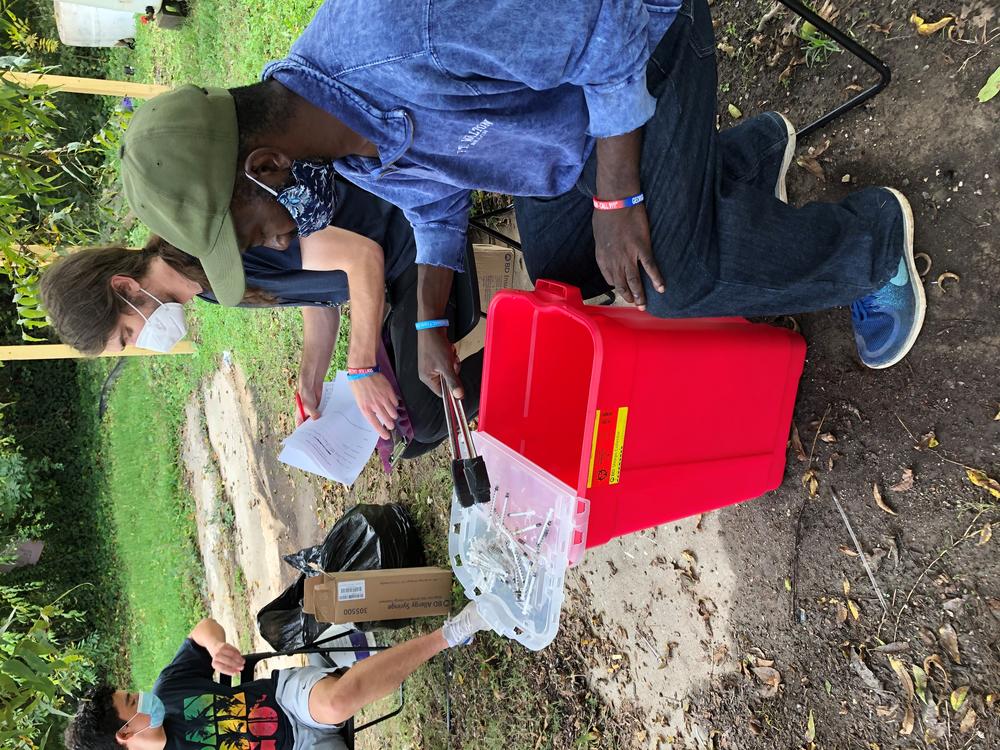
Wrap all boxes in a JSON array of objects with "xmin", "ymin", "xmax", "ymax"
[
  {"xmin": 448, "ymin": 432, "xmax": 590, "ymax": 650},
  {"xmin": 53, "ymin": 2, "xmax": 138, "ymax": 48},
  {"xmin": 59, "ymin": 1, "xmax": 162, "ymax": 14}
]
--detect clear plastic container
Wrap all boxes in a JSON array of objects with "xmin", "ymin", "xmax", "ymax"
[{"xmin": 448, "ymin": 432, "xmax": 590, "ymax": 650}]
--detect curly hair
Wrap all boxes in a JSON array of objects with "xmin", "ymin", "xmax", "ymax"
[{"xmin": 64, "ymin": 684, "xmax": 121, "ymax": 750}]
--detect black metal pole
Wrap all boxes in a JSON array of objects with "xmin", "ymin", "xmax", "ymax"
[{"xmin": 776, "ymin": 0, "xmax": 891, "ymax": 138}]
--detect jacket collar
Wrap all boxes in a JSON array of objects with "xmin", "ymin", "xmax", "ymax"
[{"xmin": 262, "ymin": 57, "xmax": 413, "ymax": 177}]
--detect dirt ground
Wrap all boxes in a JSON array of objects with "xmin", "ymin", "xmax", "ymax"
[{"xmin": 179, "ymin": 1, "xmax": 998, "ymax": 748}]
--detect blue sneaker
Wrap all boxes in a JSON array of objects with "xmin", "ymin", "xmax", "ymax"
[
  {"xmin": 772, "ymin": 112, "xmax": 796, "ymax": 203},
  {"xmin": 850, "ymin": 189, "xmax": 926, "ymax": 369}
]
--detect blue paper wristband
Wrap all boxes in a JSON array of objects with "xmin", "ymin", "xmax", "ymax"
[
  {"xmin": 415, "ymin": 319, "xmax": 450, "ymax": 331},
  {"xmin": 347, "ymin": 370, "xmax": 379, "ymax": 381}
]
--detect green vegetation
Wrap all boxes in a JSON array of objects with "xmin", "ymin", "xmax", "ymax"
[{"xmin": 100, "ymin": 363, "xmax": 206, "ymax": 686}]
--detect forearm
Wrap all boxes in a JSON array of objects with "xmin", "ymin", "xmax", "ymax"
[
  {"xmin": 300, "ymin": 306, "xmax": 340, "ymax": 388},
  {"xmin": 332, "ymin": 630, "xmax": 448, "ymax": 718},
  {"xmin": 416, "ymin": 264, "xmax": 454, "ymax": 322},
  {"xmin": 345, "ymin": 249, "xmax": 385, "ymax": 369},
  {"xmin": 188, "ymin": 618, "xmax": 228, "ymax": 652},
  {"xmin": 595, "ymin": 128, "xmax": 643, "ymax": 198}
]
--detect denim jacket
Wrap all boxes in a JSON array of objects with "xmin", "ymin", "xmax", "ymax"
[{"xmin": 262, "ymin": 0, "xmax": 679, "ymax": 272}]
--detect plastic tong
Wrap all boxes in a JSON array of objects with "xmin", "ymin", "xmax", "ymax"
[{"xmin": 441, "ymin": 386, "xmax": 491, "ymax": 507}]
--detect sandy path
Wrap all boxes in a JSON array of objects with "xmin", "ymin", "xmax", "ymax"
[
  {"xmin": 566, "ymin": 513, "xmax": 738, "ymax": 744},
  {"xmin": 182, "ymin": 359, "xmax": 323, "ymax": 652}
]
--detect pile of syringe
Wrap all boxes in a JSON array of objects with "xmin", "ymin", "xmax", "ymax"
[{"xmin": 463, "ymin": 486, "xmax": 555, "ymax": 617}]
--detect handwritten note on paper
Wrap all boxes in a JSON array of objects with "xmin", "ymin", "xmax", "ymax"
[{"xmin": 279, "ymin": 372, "xmax": 379, "ymax": 485}]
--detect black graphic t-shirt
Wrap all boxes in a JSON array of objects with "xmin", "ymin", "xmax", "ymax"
[{"xmin": 153, "ymin": 640, "xmax": 292, "ymax": 750}]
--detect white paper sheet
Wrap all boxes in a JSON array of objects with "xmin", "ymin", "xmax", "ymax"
[{"xmin": 278, "ymin": 372, "xmax": 379, "ymax": 485}]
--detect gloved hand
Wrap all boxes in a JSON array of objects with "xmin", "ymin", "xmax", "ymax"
[{"xmin": 442, "ymin": 601, "xmax": 489, "ymax": 647}]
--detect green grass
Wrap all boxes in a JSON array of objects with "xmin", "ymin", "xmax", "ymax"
[{"xmin": 101, "ymin": 363, "xmax": 206, "ymax": 686}]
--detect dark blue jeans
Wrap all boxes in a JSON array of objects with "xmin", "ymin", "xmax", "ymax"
[{"xmin": 515, "ymin": 0, "xmax": 902, "ymax": 317}]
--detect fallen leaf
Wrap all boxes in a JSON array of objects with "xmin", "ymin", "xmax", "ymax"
[
  {"xmin": 867, "ymin": 22, "xmax": 893, "ymax": 34},
  {"xmin": 959, "ymin": 708, "xmax": 977, "ymax": 733},
  {"xmin": 874, "ymin": 641, "xmax": 910, "ymax": 654},
  {"xmin": 876, "ymin": 705, "xmax": 895, "ymax": 718},
  {"xmin": 994, "ymin": 405, "xmax": 1000, "ymax": 421},
  {"xmin": 850, "ymin": 649, "xmax": 885, "ymax": 693},
  {"xmin": 784, "ymin": 577, "xmax": 792, "ymax": 592},
  {"xmin": 796, "ymin": 155, "xmax": 826, "ymax": 181},
  {"xmin": 728, "ymin": 103, "xmax": 743, "ymax": 119},
  {"xmin": 874, "ymin": 483, "xmax": 897, "ymax": 514},
  {"xmin": 923, "ymin": 700, "xmax": 946, "ymax": 743},
  {"xmin": 936, "ymin": 271, "xmax": 960, "ymax": 292},
  {"xmin": 827, "ymin": 452, "xmax": 841, "ymax": 471},
  {"xmin": 888, "ymin": 656, "xmax": 915, "ymax": 735},
  {"xmin": 805, "ymin": 710, "xmax": 816, "ymax": 742},
  {"xmin": 942, "ymin": 596, "xmax": 967, "ymax": 615},
  {"xmin": 819, "ymin": 432, "xmax": 836, "ymax": 443},
  {"xmin": 753, "ymin": 665, "xmax": 782, "ymax": 698},
  {"xmin": 923, "ymin": 654, "xmax": 949, "ymax": 684},
  {"xmin": 791, "ymin": 424, "xmax": 807, "ymax": 461},
  {"xmin": 836, "ymin": 600, "xmax": 849, "ymax": 625},
  {"xmin": 917, "ymin": 431, "xmax": 940, "ymax": 449},
  {"xmin": 712, "ymin": 643, "xmax": 728, "ymax": 665},
  {"xmin": 910, "ymin": 12, "xmax": 953, "ymax": 35},
  {"xmin": 847, "ymin": 599, "xmax": 861, "ymax": 620},
  {"xmin": 808, "ymin": 139, "xmax": 831, "ymax": 158},
  {"xmin": 838, "ymin": 544, "xmax": 859, "ymax": 557},
  {"xmin": 717, "ymin": 41, "xmax": 737, "ymax": 56},
  {"xmin": 977, "ymin": 65, "xmax": 1000, "ymax": 103},
  {"xmin": 842, "ymin": 579, "xmax": 851, "ymax": 596},
  {"xmin": 802, "ymin": 468, "xmax": 819, "ymax": 497},
  {"xmin": 966, "ymin": 468, "xmax": 1000, "ymax": 499},
  {"xmin": 978, "ymin": 523, "xmax": 993, "ymax": 545},
  {"xmin": 900, "ymin": 703, "xmax": 915, "ymax": 735},
  {"xmin": 950, "ymin": 685, "xmax": 969, "ymax": 712},
  {"xmin": 938, "ymin": 624, "xmax": 961, "ymax": 664},
  {"xmin": 912, "ymin": 665, "xmax": 928, "ymax": 703},
  {"xmin": 890, "ymin": 468, "xmax": 914, "ymax": 493}
]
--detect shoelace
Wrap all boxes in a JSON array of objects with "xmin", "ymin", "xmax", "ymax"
[{"xmin": 850, "ymin": 295, "xmax": 882, "ymax": 323}]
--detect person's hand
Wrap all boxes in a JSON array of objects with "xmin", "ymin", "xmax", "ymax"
[
  {"xmin": 592, "ymin": 204, "xmax": 665, "ymax": 310},
  {"xmin": 418, "ymin": 328, "xmax": 463, "ymax": 399},
  {"xmin": 442, "ymin": 601, "xmax": 490, "ymax": 647},
  {"xmin": 207, "ymin": 640, "xmax": 245, "ymax": 676},
  {"xmin": 296, "ymin": 376, "xmax": 324, "ymax": 426},
  {"xmin": 349, "ymin": 373, "xmax": 399, "ymax": 439}
]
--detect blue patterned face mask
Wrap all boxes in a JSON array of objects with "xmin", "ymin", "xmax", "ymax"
[{"xmin": 245, "ymin": 160, "xmax": 337, "ymax": 237}]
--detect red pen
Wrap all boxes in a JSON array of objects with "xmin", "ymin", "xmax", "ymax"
[{"xmin": 294, "ymin": 393, "xmax": 307, "ymax": 423}]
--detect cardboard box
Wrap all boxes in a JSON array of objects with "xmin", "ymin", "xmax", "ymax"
[
  {"xmin": 305, "ymin": 567, "xmax": 453, "ymax": 625},
  {"xmin": 457, "ymin": 244, "xmax": 533, "ymax": 360}
]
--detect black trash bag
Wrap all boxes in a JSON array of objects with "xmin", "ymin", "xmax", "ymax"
[{"xmin": 257, "ymin": 503, "xmax": 426, "ymax": 650}]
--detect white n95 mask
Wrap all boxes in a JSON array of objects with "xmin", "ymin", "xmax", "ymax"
[{"xmin": 118, "ymin": 288, "xmax": 188, "ymax": 353}]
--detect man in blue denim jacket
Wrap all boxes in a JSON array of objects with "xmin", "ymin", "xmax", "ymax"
[{"xmin": 121, "ymin": 0, "xmax": 925, "ymax": 399}]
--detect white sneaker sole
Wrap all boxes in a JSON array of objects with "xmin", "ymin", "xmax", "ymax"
[
  {"xmin": 867, "ymin": 188, "xmax": 926, "ymax": 369},
  {"xmin": 774, "ymin": 112, "xmax": 796, "ymax": 203}
]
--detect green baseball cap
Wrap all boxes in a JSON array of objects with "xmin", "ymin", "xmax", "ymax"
[{"xmin": 120, "ymin": 84, "xmax": 246, "ymax": 306}]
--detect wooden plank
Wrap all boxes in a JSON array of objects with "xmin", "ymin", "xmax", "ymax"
[
  {"xmin": 2, "ymin": 72, "xmax": 169, "ymax": 99},
  {"xmin": 0, "ymin": 341, "xmax": 196, "ymax": 360}
]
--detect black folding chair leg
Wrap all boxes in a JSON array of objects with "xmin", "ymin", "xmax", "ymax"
[{"xmin": 776, "ymin": 0, "xmax": 891, "ymax": 138}]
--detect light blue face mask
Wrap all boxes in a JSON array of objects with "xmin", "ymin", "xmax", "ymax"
[{"xmin": 121, "ymin": 691, "xmax": 166, "ymax": 735}]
